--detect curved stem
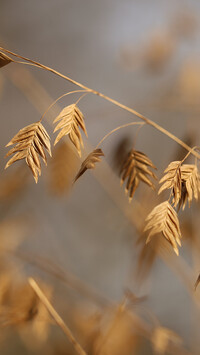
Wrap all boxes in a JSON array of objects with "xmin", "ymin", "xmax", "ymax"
[
  {"xmin": 132, "ymin": 123, "xmax": 146, "ymax": 149},
  {"xmin": 1, "ymin": 46, "xmax": 200, "ymax": 160},
  {"xmin": 75, "ymin": 92, "xmax": 88, "ymax": 105},
  {"xmin": 39, "ymin": 90, "xmax": 88, "ymax": 122},
  {"xmin": 181, "ymin": 146, "xmax": 200, "ymax": 165},
  {"xmin": 95, "ymin": 122, "xmax": 144, "ymax": 149}
]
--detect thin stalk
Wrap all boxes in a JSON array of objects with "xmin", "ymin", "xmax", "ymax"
[
  {"xmin": 181, "ymin": 146, "xmax": 200, "ymax": 164},
  {"xmin": 1, "ymin": 46, "xmax": 200, "ymax": 160},
  {"xmin": 39, "ymin": 89, "xmax": 88, "ymax": 122},
  {"xmin": 29, "ymin": 278, "xmax": 88, "ymax": 355},
  {"xmin": 95, "ymin": 122, "xmax": 144, "ymax": 149}
]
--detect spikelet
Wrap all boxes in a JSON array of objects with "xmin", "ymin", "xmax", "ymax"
[
  {"xmin": 144, "ymin": 201, "xmax": 182, "ymax": 255},
  {"xmin": 0, "ymin": 52, "xmax": 12, "ymax": 68},
  {"xmin": 120, "ymin": 149, "xmax": 157, "ymax": 201},
  {"xmin": 179, "ymin": 164, "xmax": 199, "ymax": 209},
  {"xmin": 53, "ymin": 104, "xmax": 87, "ymax": 156},
  {"xmin": 158, "ymin": 161, "xmax": 182, "ymax": 206},
  {"xmin": 5, "ymin": 121, "xmax": 51, "ymax": 183},
  {"xmin": 159, "ymin": 161, "xmax": 200, "ymax": 210},
  {"xmin": 74, "ymin": 148, "xmax": 104, "ymax": 182}
]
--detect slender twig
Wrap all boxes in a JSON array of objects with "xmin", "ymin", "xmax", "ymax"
[
  {"xmin": 181, "ymin": 146, "xmax": 200, "ymax": 164},
  {"xmin": 95, "ymin": 122, "xmax": 145, "ymax": 149},
  {"xmin": 1, "ymin": 46, "xmax": 200, "ymax": 160},
  {"xmin": 29, "ymin": 278, "xmax": 88, "ymax": 355},
  {"xmin": 39, "ymin": 89, "xmax": 89, "ymax": 122}
]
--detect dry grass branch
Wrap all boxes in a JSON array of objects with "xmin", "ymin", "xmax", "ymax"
[{"xmin": 1, "ymin": 46, "xmax": 200, "ymax": 160}]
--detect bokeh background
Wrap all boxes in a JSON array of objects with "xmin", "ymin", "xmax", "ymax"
[{"xmin": 0, "ymin": 0, "xmax": 200, "ymax": 354}]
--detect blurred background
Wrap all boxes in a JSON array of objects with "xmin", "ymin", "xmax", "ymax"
[{"xmin": 0, "ymin": 0, "xmax": 200, "ymax": 354}]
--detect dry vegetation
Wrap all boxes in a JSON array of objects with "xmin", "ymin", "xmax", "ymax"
[{"xmin": 0, "ymin": 10, "xmax": 200, "ymax": 355}]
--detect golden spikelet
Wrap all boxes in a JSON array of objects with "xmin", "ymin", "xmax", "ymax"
[
  {"xmin": 5, "ymin": 122, "xmax": 51, "ymax": 183},
  {"xmin": 74, "ymin": 148, "xmax": 104, "ymax": 182},
  {"xmin": 179, "ymin": 164, "xmax": 199, "ymax": 209},
  {"xmin": 53, "ymin": 104, "xmax": 87, "ymax": 156},
  {"xmin": 158, "ymin": 161, "xmax": 182, "ymax": 207},
  {"xmin": 159, "ymin": 161, "xmax": 200, "ymax": 210},
  {"xmin": 144, "ymin": 201, "xmax": 182, "ymax": 255},
  {"xmin": 48, "ymin": 141, "xmax": 79, "ymax": 196},
  {"xmin": 120, "ymin": 149, "xmax": 157, "ymax": 202},
  {"xmin": 0, "ymin": 52, "xmax": 12, "ymax": 68}
]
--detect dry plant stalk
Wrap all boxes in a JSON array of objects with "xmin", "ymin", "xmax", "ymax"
[
  {"xmin": 120, "ymin": 149, "xmax": 157, "ymax": 201},
  {"xmin": 29, "ymin": 278, "xmax": 88, "ymax": 355},
  {"xmin": 5, "ymin": 121, "xmax": 51, "ymax": 183},
  {"xmin": 1, "ymin": 46, "xmax": 200, "ymax": 161},
  {"xmin": 144, "ymin": 201, "xmax": 182, "ymax": 255},
  {"xmin": 53, "ymin": 104, "xmax": 87, "ymax": 156},
  {"xmin": 74, "ymin": 149, "xmax": 104, "ymax": 182}
]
